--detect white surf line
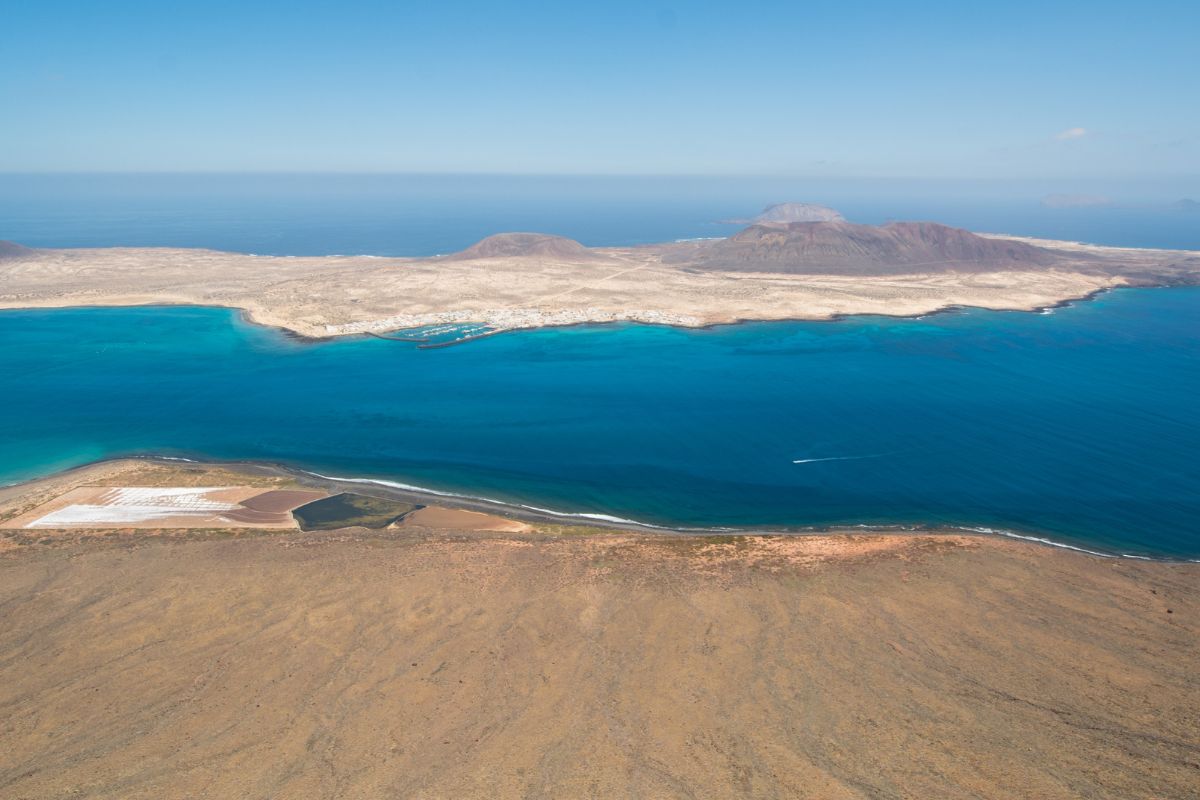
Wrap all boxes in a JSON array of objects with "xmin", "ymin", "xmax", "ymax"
[
  {"xmin": 304, "ymin": 470, "xmax": 670, "ymax": 529},
  {"xmin": 971, "ymin": 527, "xmax": 1117, "ymax": 559},
  {"xmin": 122, "ymin": 458, "xmax": 1184, "ymax": 561},
  {"xmin": 308, "ymin": 469, "xmax": 1178, "ymax": 559},
  {"xmin": 512, "ymin": 502, "xmax": 670, "ymax": 529},
  {"xmin": 962, "ymin": 526, "xmax": 1168, "ymax": 561}
]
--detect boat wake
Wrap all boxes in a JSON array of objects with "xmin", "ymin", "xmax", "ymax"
[{"xmin": 792, "ymin": 454, "xmax": 882, "ymax": 464}]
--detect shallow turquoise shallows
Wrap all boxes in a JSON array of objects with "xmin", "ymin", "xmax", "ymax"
[{"xmin": 2, "ymin": 288, "xmax": 1198, "ymax": 557}]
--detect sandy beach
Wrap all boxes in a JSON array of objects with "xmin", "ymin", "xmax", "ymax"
[{"xmin": 0, "ymin": 460, "xmax": 1197, "ymax": 799}]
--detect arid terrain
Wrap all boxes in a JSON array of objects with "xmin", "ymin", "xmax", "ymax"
[
  {"xmin": 0, "ymin": 460, "xmax": 1197, "ymax": 799},
  {"xmin": 3, "ymin": 215, "xmax": 1198, "ymax": 338}
]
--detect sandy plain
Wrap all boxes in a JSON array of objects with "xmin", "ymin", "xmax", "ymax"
[
  {"xmin": 5, "ymin": 234, "xmax": 1196, "ymax": 338},
  {"xmin": 402, "ymin": 505, "xmax": 533, "ymax": 532},
  {"xmin": 0, "ymin": 460, "xmax": 1197, "ymax": 799}
]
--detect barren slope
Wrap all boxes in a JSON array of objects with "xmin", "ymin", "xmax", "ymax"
[
  {"xmin": 0, "ymin": 526, "xmax": 1196, "ymax": 799},
  {"xmin": 668, "ymin": 221, "xmax": 1064, "ymax": 273}
]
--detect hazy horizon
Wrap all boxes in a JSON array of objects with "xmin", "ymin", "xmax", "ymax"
[{"xmin": 5, "ymin": 171, "xmax": 1198, "ymax": 254}]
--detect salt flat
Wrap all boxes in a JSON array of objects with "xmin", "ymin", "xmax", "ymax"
[{"xmin": 1, "ymin": 484, "xmax": 324, "ymax": 530}]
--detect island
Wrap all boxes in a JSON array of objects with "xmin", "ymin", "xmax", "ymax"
[{"xmin": 3, "ymin": 211, "xmax": 1198, "ymax": 339}]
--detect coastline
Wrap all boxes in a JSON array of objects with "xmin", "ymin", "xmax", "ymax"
[
  {"xmin": 7, "ymin": 229, "xmax": 1191, "ymax": 339},
  {"xmin": 0, "ymin": 286, "xmax": 1123, "ymax": 342},
  {"xmin": 2, "ymin": 453, "xmax": 1191, "ymax": 563},
  {"xmin": 3, "ymin": 470, "xmax": 1197, "ymax": 798},
  {"xmin": 0, "ymin": 282, "xmax": 1128, "ymax": 347}
]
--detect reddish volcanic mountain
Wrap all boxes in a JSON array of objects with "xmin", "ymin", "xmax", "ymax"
[
  {"xmin": 0, "ymin": 241, "xmax": 36, "ymax": 260},
  {"xmin": 673, "ymin": 221, "xmax": 1065, "ymax": 274},
  {"xmin": 444, "ymin": 233, "xmax": 595, "ymax": 261}
]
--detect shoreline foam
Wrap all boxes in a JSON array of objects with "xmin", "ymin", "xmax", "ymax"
[{"xmin": 1, "ymin": 454, "xmax": 1189, "ymax": 563}]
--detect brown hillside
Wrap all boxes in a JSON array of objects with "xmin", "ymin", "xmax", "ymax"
[
  {"xmin": 674, "ymin": 221, "xmax": 1066, "ymax": 274},
  {"xmin": 444, "ymin": 232, "xmax": 594, "ymax": 261}
]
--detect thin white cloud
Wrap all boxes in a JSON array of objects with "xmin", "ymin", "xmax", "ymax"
[{"xmin": 1055, "ymin": 127, "xmax": 1088, "ymax": 141}]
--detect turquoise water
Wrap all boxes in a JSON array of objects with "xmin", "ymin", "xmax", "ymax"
[{"xmin": 2, "ymin": 289, "xmax": 1198, "ymax": 557}]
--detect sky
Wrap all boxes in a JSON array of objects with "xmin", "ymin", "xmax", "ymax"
[{"xmin": 2, "ymin": 0, "xmax": 1198, "ymax": 178}]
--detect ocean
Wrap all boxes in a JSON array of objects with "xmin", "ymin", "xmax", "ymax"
[
  {"xmin": 3, "ymin": 173, "xmax": 1199, "ymax": 254},
  {"xmin": 1, "ymin": 290, "xmax": 1198, "ymax": 558},
  {"xmin": 2, "ymin": 174, "xmax": 1198, "ymax": 557}
]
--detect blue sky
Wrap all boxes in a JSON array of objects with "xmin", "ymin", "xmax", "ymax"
[{"xmin": 2, "ymin": 0, "xmax": 1197, "ymax": 177}]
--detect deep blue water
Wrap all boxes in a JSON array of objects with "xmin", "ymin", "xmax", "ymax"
[
  {"xmin": 2, "ymin": 289, "xmax": 1198, "ymax": 557},
  {"xmin": 3, "ymin": 173, "xmax": 1199, "ymax": 254}
]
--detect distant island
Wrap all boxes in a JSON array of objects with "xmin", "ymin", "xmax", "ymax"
[
  {"xmin": 3, "ymin": 208, "xmax": 1198, "ymax": 339},
  {"xmin": 724, "ymin": 201, "xmax": 846, "ymax": 225}
]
